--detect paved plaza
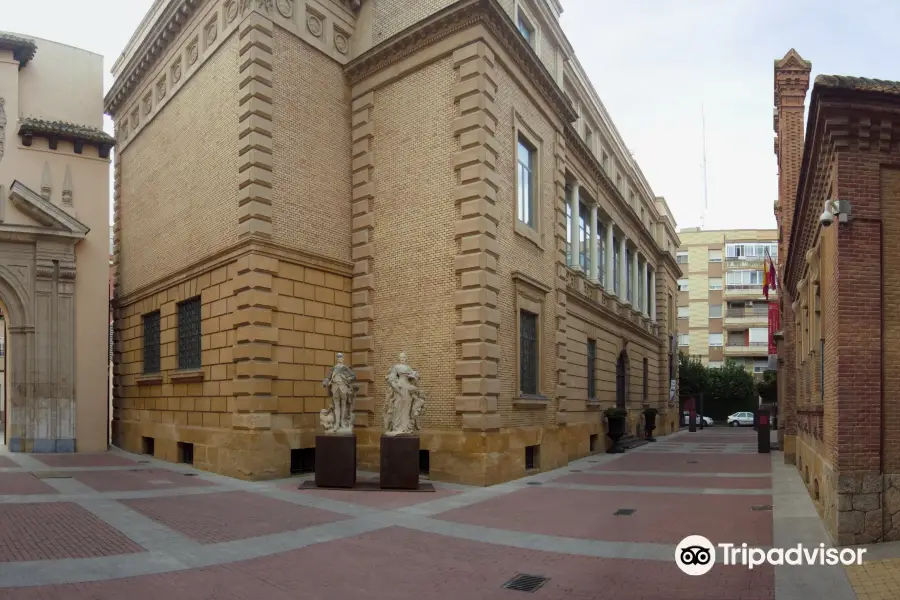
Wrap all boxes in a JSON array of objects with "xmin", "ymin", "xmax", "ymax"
[{"xmin": 0, "ymin": 429, "xmax": 865, "ymax": 599}]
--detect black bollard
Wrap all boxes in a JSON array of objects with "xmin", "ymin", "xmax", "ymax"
[{"xmin": 757, "ymin": 410, "xmax": 770, "ymax": 453}]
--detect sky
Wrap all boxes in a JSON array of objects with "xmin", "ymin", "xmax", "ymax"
[{"xmin": 5, "ymin": 0, "xmax": 900, "ymax": 231}]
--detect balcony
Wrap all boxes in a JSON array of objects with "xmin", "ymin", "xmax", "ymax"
[
  {"xmin": 725, "ymin": 256, "xmax": 766, "ymax": 269},
  {"xmin": 725, "ymin": 284, "xmax": 775, "ymax": 300},
  {"xmin": 724, "ymin": 341, "xmax": 769, "ymax": 356},
  {"xmin": 724, "ymin": 307, "xmax": 769, "ymax": 328}
]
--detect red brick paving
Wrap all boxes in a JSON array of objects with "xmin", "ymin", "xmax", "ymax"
[
  {"xmin": 2, "ymin": 526, "xmax": 774, "ymax": 600},
  {"xmin": 67, "ymin": 469, "xmax": 212, "ymax": 492},
  {"xmin": 122, "ymin": 491, "xmax": 349, "ymax": 544},
  {"xmin": 31, "ymin": 454, "xmax": 138, "ymax": 468},
  {"xmin": 556, "ymin": 472, "xmax": 772, "ymax": 489},
  {"xmin": 0, "ymin": 456, "xmax": 19, "ymax": 468},
  {"xmin": 0, "ymin": 502, "xmax": 144, "ymax": 562},
  {"xmin": 592, "ymin": 452, "xmax": 771, "ymax": 473},
  {"xmin": 0, "ymin": 472, "xmax": 59, "ymax": 495},
  {"xmin": 288, "ymin": 483, "xmax": 461, "ymax": 509},
  {"xmin": 437, "ymin": 486, "xmax": 773, "ymax": 545}
]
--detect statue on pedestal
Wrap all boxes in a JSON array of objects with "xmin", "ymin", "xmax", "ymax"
[
  {"xmin": 321, "ymin": 352, "xmax": 358, "ymax": 434},
  {"xmin": 384, "ymin": 352, "xmax": 426, "ymax": 436}
]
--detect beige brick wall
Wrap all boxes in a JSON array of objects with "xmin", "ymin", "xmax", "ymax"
[
  {"xmin": 370, "ymin": 0, "xmax": 515, "ymax": 45},
  {"xmin": 367, "ymin": 57, "xmax": 459, "ymax": 429},
  {"xmin": 271, "ymin": 28, "xmax": 352, "ymax": 263},
  {"xmin": 119, "ymin": 33, "xmax": 240, "ymax": 296}
]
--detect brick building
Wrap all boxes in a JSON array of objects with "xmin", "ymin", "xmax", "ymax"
[
  {"xmin": 775, "ymin": 48, "xmax": 900, "ymax": 544},
  {"xmin": 108, "ymin": 0, "xmax": 682, "ymax": 485},
  {"xmin": 676, "ymin": 228, "xmax": 777, "ymax": 373}
]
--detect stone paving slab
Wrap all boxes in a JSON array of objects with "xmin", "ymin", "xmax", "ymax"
[
  {"xmin": 0, "ymin": 456, "xmax": 19, "ymax": 468},
  {"xmin": 122, "ymin": 490, "xmax": 351, "ymax": 544},
  {"xmin": 592, "ymin": 452, "xmax": 772, "ymax": 473},
  {"xmin": 0, "ymin": 502, "xmax": 145, "ymax": 562},
  {"xmin": 65, "ymin": 469, "xmax": 213, "ymax": 493},
  {"xmin": 555, "ymin": 472, "xmax": 774, "ymax": 490},
  {"xmin": 0, "ymin": 473, "xmax": 59, "ymax": 495},
  {"xmin": 288, "ymin": 483, "xmax": 461, "ymax": 509},
  {"xmin": 30, "ymin": 454, "xmax": 138, "ymax": 468},
  {"xmin": 435, "ymin": 486, "xmax": 774, "ymax": 545}
]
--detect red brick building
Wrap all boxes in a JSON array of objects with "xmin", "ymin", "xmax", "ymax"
[{"xmin": 775, "ymin": 49, "xmax": 900, "ymax": 544}]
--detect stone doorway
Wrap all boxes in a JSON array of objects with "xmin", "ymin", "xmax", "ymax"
[{"xmin": 616, "ymin": 350, "xmax": 628, "ymax": 409}]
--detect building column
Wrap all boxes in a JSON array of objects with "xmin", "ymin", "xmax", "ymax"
[
  {"xmin": 568, "ymin": 181, "xmax": 581, "ymax": 270},
  {"xmin": 650, "ymin": 268, "xmax": 657, "ymax": 321},
  {"xmin": 639, "ymin": 259, "xmax": 648, "ymax": 316},
  {"xmin": 606, "ymin": 224, "xmax": 615, "ymax": 295},
  {"xmin": 631, "ymin": 248, "xmax": 639, "ymax": 310},
  {"xmin": 619, "ymin": 236, "xmax": 628, "ymax": 305},
  {"xmin": 588, "ymin": 203, "xmax": 599, "ymax": 283}
]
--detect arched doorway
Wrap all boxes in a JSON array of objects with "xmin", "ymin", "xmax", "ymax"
[
  {"xmin": 616, "ymin": 349, "xmax": 628, "ymax": 409},
  {"xmin": 0, "ymin": 267, "xmax": 33, "ymax": 449}
]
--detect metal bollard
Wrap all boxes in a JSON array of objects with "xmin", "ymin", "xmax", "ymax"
[{"xmin": 757, "ymin": 410, "xmax": 770, "ymax": 453}]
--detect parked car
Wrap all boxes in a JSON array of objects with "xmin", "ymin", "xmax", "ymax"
[
  {"xmin": 682, "ymin": 412, "xmax": 714, "ymax": 426},
  {"xmin": 727, "ymin": 411, "xmax": 755, "ymax": 427}
]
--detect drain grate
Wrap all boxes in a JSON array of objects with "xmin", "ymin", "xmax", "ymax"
[
  {"xmin": 751, "ymin": 504, "xmax": 773, "ymax": 512},
  {"xmin": 613, "ymin": 508, "xmax": 636, "ymax": 516},
  {"xmin": 183, "ymin": 473, "xmax": 198, "ymax": 477},
  {"xmin": 502, "ymin": 574, "xmax": 549, "ymax": 593},
  {"xmin": 138, "ymin": 460, "xmax": 151, "ymax": 464},
  {"xmin": 687, "ymin": 460, "xmax": 699, "ymax": 464},
  {"xmin": 570, "ymin": 469, "xmax": 582, "ymax": 472},
  {"xmin": 526, "ymin": 481, "xmax": 542, "ymax": 486},
  {"xmin": 32, "ymin": 472, "xmax": 71, "ymax": 479}
]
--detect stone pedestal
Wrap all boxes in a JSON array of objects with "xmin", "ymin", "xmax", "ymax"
[
  {"xmin": 380, "ymin": 435, "xmax": 419, "ymax": 490},
  {"xmin": 315, "ymin": 434, "xmax": 356, "ymax": 488}
]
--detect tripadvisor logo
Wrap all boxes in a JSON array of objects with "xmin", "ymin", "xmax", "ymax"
[{"xmin": 675, "ymin": 535, "xmax": 866, "ymax": 575}]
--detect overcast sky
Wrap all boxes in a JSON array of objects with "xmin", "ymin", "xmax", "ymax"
[{"xmin": 5, "ymin": 0, "xmax": 899, "ymax": 230}]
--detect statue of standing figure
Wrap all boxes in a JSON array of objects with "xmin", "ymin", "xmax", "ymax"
[
  {"xmin": 384, "ymin": 352, "xmax": 426, "ymax": 436},
  {"xmin": 321, "ymin": 352, "xmax": 358, "ymax": 434}
]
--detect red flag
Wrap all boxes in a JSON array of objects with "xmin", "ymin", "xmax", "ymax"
[{"xmin": 763, "ymin": 258, "xmax": 770, "ymax": 299}]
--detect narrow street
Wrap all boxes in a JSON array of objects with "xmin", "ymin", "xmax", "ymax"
[{"xmin": 0, "ymin": 428, "xmax": 863, "ymax": 599}]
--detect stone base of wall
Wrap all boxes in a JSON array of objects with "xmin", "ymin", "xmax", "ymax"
[
  {"xmin": 883, "ymin": 475, "xmax": 900, "ymax": 541},
  {"xmin": 835, "ymin": 472, "xmax": 883, "ymax": 545},
  {"xmin": 783, "ymin": 433, "xmax": 796, "ymax": 464}
]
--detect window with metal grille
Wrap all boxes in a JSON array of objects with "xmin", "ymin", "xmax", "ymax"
[
  {"xmin": 142, "ymin": 311, "xmax": 161, "ymax": 373},
  {"xmin": 109, "ymin": 322, "xmax": 114, "ymax": 361},
  {"xmin": 587, "ymin": 339, "xmax": 596, "ymax": 399},
  {"xmin": 642, "ymin": 358, "xmax": 648, "ymax": 402},
  {"xmin": 519, "ymin": 310, "xmax": 538, "ymax": 396},
  {"xmin": 177, "ymin": 297, "xmax": 201, "ymax": 369}
]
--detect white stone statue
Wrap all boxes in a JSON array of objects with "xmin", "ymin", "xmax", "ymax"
[
  {"xmin": 321, "ymin": 352, "xmax": 358, "ymax": 434},
  {"xmin": 384, "ymin": 352, "xmax": 426, "ymax": 436}
]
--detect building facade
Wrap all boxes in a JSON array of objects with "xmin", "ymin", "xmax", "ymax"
[
  {"xmin": 0, "ymin": 32, "xmax": 113, "ymax": 452},
  {"xmin": 775, "ymin": 48, "xmax": 900, "ymax": 544},
  {"xmin": 108, "ymin": 0, "xmax": 682, "ymax": 485},
  {"xmin": 677, "ymin": 228, "xmax": 777, "ymax": 373}
]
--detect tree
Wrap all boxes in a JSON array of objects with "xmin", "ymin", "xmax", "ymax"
[
  {"xmin": 705, "ymin": 359, "xmax": 758, "ymax": 420},
  {"xmin": 757, "ymin": 369, "xmax": 777, "ymax": 404},
  {"xmin": 678, "ymin": 352, "xmax": 707, "ymax": 397}
]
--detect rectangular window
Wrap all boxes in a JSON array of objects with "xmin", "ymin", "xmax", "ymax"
[
  {"xmin": 708, "ymin": 361, "xmax": 724, "ymax": 369},
  {"xmin": 677, "ymin": 278, "xmax": 689, "ymax": 292},
  {"xmin": 676, "ymin": 252, "xmax": 688, "ymax": 264},
  {"xmin": 820, "ymin": 338, "xmax": 825, "ymax": 403},
  {"xmin": 709, "ymin": 277, "xmax": 722, "ymax": 290},
  {"xmin": 142, "ymin": 311, "xmax": 161, "ymax": 374},
  {"xmin": 587, "ymin": 339, "xmax": 596, "ymax": 399},
  {"xmin": 642, "ymin": 358, "xmax": 648, "ymax": 403},
  {"xmin": 601, "ymin": 150, "xmax": 609, "ymax": 172},
  {"xmin": 177, "ymin": 297, "xmax": 201, "ymax": 369},
  {"xmin": 578, "ymin": 202, "xmax": 589, "ymax": 271},
  {"xmin": 108, "ymin": 322, "xmax": 113, "ymax": 362},
  {"xmin": 629, "ymin": 188, "xmax": 636, "ymax": 208},
  {"xmin": 597, "ymin": 221, "xmax": 606, "ymax": 286},
  {"xmin": 709, "ymin": 304, "xmax": 723, "ymax": 318},
  {"xmin": 749, "ymin": 327, "xmax": 768, "ymax": 344},
  {"xmin": 585, "ymin": 128, "xmax": 593, "ymax": 150},
  {"xmin": 708, "ymin": 333, "xmax": 724, "ymax": 347},
  {"xmin": 726, "ymin": 270, "xmax": 764, "ymax": 288},
  {"xmin": 565, "ymin": 201, "xmax": 572, "ymax": 261},
  {"xmin": 613, "ymin": 239, "xmax": 620, "ymax": 294},
  {"xmin": 626, "ymin": 249, "xmax": 632, "ymax": 301},
  {"xmin": 708, "ymin": 249, "xmax": 723, "ymax": 262},
  {"xmin": 516, "ymin": 136, "xmax": 536, "ymax": 228},
  {"xmin": 517, "ymin": 12, "xmax": 534, "ymax": 44},
  {"xmin": 520, "ymin": 310, "xmax": 538, "ymax": 395},
  {"xmin": 678, "ymin": 306, "xmax": 689, "ymax": 319},
  {"xmin": 615, "ymin": 172, "xmax": 622, "ymax": 192},
  {"xmin": 678, "ymin": 333, "xmax": 690, "ymax": 347}
]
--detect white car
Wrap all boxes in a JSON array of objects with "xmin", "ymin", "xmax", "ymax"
[
  {"xmin": 727, "ymin": 411, "xmax": 755, "ymax": 427},
  {"xmin": 682, "ymin": 412, "xmax": 714, "ymax": 426}
]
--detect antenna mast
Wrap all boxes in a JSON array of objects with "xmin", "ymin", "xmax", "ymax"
[{"xmin": 701, "ymin": 102, "xmax": 708, "ymax": 230}]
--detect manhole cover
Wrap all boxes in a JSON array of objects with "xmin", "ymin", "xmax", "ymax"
[
  {"xmin": 502, "ymin": 574, "xmax": 549, "ymax": 593},
  {"xmin": 526, "ymin": 481, "xmax": 542, "ymax": 486},
  {"xmin": 613, "ymin": 508, "xmax": 636, "ymax": 516},
  {"xmin": 751, "ymin": 505, "xmax": 773, "ymax": 511}
]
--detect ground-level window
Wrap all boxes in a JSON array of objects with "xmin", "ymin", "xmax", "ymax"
[
  {"xmin": 519, "ymin": 310, "xmax": 538, "ymax": 395},
  {"xmin": 142, "ymin": 311, "xmax": 161, "ymax": 374},
  {"xmin": 587, "ymin": 339, "xmax": 596, "ymax": 399},
  {"xmin": 177, "ymin": 297, "xmax": 201, "ymax": 370}
]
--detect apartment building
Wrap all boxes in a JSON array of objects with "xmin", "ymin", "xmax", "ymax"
[
  {"xmin": 676, "ymin": 228, "xmax": 777, "ymax": 374},
  {"xmin": 107, "ymin": 0, "xmax": 681, "ymax": 485}
]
